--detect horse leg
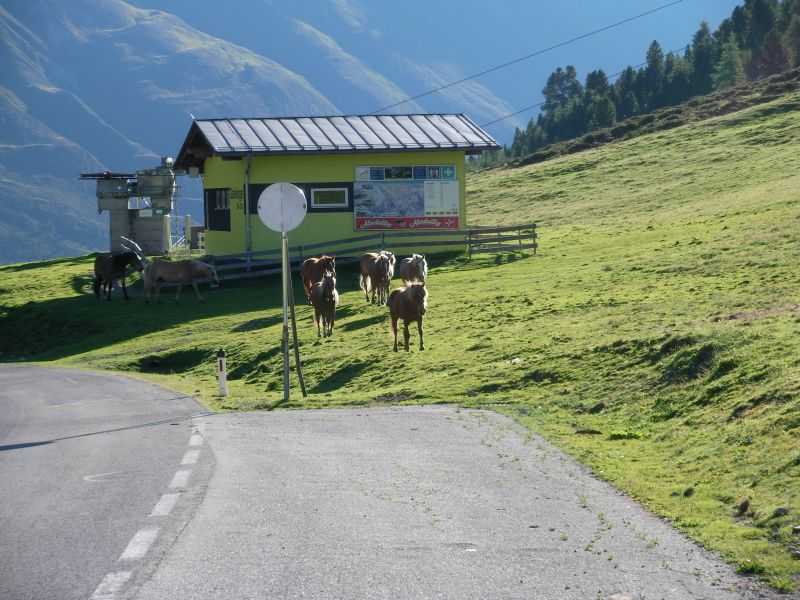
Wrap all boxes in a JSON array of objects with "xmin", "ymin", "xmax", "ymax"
[
  {"xmin": 403, "ymin": 321, "xmax": 411, "ymax": 352},
  {"xmin": 328, "ymin": 306, "xmax": 335, "ymax": 337},
  {"xmin": 391, "ymin": 315, "xmax": 399, "ymax": 352},
  {"xmin": 192, "ymin": 280, "xmax": 204, "ymax": 303},
  {"xmin": 155, "ymin": 282, "xmax": 162, "ymax": 303},
  {"xmin": 315, "ymin": 308, "xmax": 322, "ymax": 337},
  {"xmin": 93, "ymin": 277, "xmax": 101, "ymax": 299},
  {"xmin": 121, "ymin": 277, "xmax": 129, "ymax": 301},
  {"xmin": 417, "ymin": 317, "xmax": 425, "ymax": 351},
  {"xmin": 105, "ymin": 279, "xmax": 112, "ymax": 301}
]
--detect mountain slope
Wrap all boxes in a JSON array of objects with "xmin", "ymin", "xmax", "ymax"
[{"xmin": 1, "ymin": 86, "xmax": 799, "ymax": 587}]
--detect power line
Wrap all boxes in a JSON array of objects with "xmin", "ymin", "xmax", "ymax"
[
  {"xmin": 480, "ymin": 45, "xmax": 691, "ymax": 129},
  {"xmin": 368, "ymin": 0, "xmax": 686, "ymax": 115}
]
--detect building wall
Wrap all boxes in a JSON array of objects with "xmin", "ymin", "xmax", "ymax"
[{"xmin": 201, "ymin": 150, "xmax": 467, "ymax": 257}]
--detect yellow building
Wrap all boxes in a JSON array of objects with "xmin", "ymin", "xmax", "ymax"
[{"xmin": 174, "ymin": 114, "xmax": 498, "ymax": 257}]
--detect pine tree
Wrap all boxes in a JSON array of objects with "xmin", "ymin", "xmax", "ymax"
[
  {"xmin": 759, "ymin": 27, "xmax": 790, "ymax": 74},
  {"xmin": 786, "ymin": 14, "xmax": 800, "ymax": 66},
  {"xmin": 642, "ymin": 41, "xmax": 666, "ymax": 110},
  {"xmin": 713, "ymin": 37, "xmax": 746, "ymax": 89},
  {"xmin": 690, "ymin": 22, "xmax": 716, "ymax": 95}
]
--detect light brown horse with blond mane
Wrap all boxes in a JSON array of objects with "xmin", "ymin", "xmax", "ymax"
[
  {"xmin": 301, "ymin": 254, "xmax": 336, "ymax": 303},
  {"xmin": 399, "ymin": 253, "xmax": 427, "ymax": 283},
  {"xmin": 143, "ymin": 259, "xmax": 219, "ymax": 303},
  {"xmin": 388, "ymin": 282, "xmax": 428, "ymax": 352}
]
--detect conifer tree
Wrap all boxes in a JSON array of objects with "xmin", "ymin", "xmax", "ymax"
[{"xmin": 713, "ymin": 37, "xmax": 746, "ymax": 89}]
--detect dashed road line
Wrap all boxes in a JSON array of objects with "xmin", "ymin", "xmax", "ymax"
[
  {"xmin": 90, "ymin": 424, "xmax": 207, "ymax": 598},
  {"xmin": 119, "ymin": 528, "xmax": 160, "ymax": 561},
  {"xmin": 181, "ymin": 449, "xmax": 201, "ymax": 465},
  {"xmin": 169, "ymin": 469, "xmax": 192, "ymax": 488},
  {"xmin": 89, "ymin": 571, "xmax": 132, "ymax": 599},
  {"xmin": 149, "ymin": 493, "xmax": 181, "ymax": 517}
]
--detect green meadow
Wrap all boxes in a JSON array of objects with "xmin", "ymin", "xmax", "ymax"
[{"xmin": 1, "ymin": 90, "xmax": 799, "ymax": 588}]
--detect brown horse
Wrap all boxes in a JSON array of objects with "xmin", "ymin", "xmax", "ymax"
[
  {"xmin": 399, "ymin": 254, "xmax": 427, "ymax": 283},
  {"xmin": 310, "ymin": 273, "xmax": 339, "ymax": 337},
  {"xmin": 143, "ymin": 259, "xmax": 219, "ymax": 303},
  {"xmin": 301, "ymin": 254, "xmax": 336, "ymax": 303},
  {"xmin": 388, "ymin": 282, "xmax": 428, "ymax": 352},
  {"xmin": 93, "ymin": 252, "xmax": 144, "ymax": 300},
  {"xmin": 359, "ymin": 252, "xmax": 392, "ymax": 305}
]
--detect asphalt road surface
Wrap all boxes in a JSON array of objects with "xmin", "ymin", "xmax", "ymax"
[
  {"xmin": 0, "ymin": 367, "xmax": 785, "ymax": 599},
  {"xmin": 0, "ymin": 366, "xmax": 211, "ymax": 600},
  {"xmin": 138, "ymin": 406, "xmax": 780, "ymax": 600}
]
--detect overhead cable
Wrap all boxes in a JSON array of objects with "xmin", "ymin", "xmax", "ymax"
[{"xmin": 368, "ymin": 0, "xmax": 686, "ymax": 115}]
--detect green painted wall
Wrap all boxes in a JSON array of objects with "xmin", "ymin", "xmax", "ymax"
[{"xmin": 202, "ymin": 150, "xmax": 467, "ymax": 257}]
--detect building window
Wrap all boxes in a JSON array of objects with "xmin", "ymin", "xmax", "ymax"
[
  {"xmin": 310, "ymin": 187, "xmax": 349, "ymax": 209},
  {"xmin": 212, "ymin": 189, "xmax": 230, "ymax": 210},
  {"xmin": 204, "ymin": 188, "xmax": 231, "ymax": 232}
]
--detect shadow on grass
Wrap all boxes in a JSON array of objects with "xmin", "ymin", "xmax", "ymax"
[
  {"xmin": 340, "ymin": 314, "xmax": 386, "ymax": 332},
  {"xmin": 310, "ymin": 359, "xmax": 375, "ymax": 393},
  {"xmin": 0, "ymin": 274, "xmax": 287, "ymax": 362}
]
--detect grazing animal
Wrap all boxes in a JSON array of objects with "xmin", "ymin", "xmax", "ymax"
[
  {"xmin": 301, "ymin": 255, "xmax": 336, "ymax": 303},
  {"xmin": 399, "ymin": 254, "xmax": 428, "ymax": 283},
  {"xmin": 388, "ymin": 282, "xmax": 428, "ymax": 352},
  {"xmin": 359, "ymin": 252, "xmax": 393, "ymax": 305},
  {"xmin": 310, "ymin": 273, "xmax": 339, "ymax": 337},
  {"xmin": 92, "ymin": 252, "xmax": 144, "ymax": 300},
  {"xmin": 143, "ymin": 259, "xmax": 219, "ymax": 303}
]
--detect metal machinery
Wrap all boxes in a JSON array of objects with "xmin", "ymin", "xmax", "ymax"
[{"xmin": 80, "ymin": 157, "xmax": 180, "ymax": 255}]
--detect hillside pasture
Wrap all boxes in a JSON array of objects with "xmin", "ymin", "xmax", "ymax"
[{"xmin": 1, "ymin": 90, "xmax": 799, "ymax": 588}]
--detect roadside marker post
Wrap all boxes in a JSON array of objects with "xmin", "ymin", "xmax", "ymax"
[{"xmin": 217, "ymin": 348, "xmax": 228, "ymax": 397}]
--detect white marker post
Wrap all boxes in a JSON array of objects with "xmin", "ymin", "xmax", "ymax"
[{"xmin": 217, "ymin": 348, "xmax": 228, "ymax": 397}]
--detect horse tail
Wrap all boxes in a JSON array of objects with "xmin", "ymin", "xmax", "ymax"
[{"xmin": 359, "ymin": 274, "xmax": 370, "ymax": 292}]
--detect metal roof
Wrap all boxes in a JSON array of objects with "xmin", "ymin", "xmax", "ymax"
[{"xmin": 175, "ymin": 114, "xmax": 499, "ymax": 169}]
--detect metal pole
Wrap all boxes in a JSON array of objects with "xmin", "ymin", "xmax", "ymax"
[
  {"xmin": 281, "ymin": 232, "xmax": 290, "ymax": 402},
  {"xmin": 287, "ymin": 270, "xmax": 307, "ymax": 397}
]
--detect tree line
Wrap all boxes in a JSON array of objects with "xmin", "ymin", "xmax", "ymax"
[{"xmin": 473, "ymin": 0, "xmax": 800, "ymax": 168}]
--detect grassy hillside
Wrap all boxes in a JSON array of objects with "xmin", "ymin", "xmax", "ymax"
[{"xmin": 1, "ymin": 89, "xmax": 799, "ymax": 588}]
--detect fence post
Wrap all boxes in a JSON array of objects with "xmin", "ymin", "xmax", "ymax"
[{"xmin": 467, "ymin": 230, "xmax": 472, "ymax": 259}]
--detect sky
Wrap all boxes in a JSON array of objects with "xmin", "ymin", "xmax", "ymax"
[
  {"xmin": 354, "ymin": 0, "xmax": 745, "ymax": 138},
  {"xmin": 131, "ymin": 0, "xmax": 746, "ymax": 143}
]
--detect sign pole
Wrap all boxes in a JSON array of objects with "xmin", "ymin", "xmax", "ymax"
[{"xmin": 256, "ymin": 182, "xmax": 307, "ymax": 404}]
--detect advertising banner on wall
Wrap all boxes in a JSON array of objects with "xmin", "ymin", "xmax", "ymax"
[{"xmin": 353, "ymin": 165, "xmax": 460, "ymax": 230}]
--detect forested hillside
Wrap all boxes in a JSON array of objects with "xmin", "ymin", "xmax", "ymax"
[{"xmin": 481, "ymin": 0, "xmax": 800, "ymax": 166}]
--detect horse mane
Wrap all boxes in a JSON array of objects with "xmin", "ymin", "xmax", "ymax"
[{"xmin": 111, "ymin": 251, "xmax": 137, "ymax": 270}]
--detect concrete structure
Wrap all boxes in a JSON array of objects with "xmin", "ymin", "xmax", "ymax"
[{"xmin": 81, "ymin": 157, "xmax": 180, "ymax": 255}]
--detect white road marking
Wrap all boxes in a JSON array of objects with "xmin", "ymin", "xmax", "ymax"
[
  {"xmin": 83, "ymin": 471, "xmax": 125, "ymax": 482},
  {"xmin": 189, "ymin": 433, "xmax": 204, "ymax": 446},
  {"xmin": 119, "ymin": 528, "xmax": 159, "ymax": 561},
  {"xmin": 150, "ymin": 493, "xmax": 181, "ymax": 517},
  {"xmin": 181, "ymin": 449, "xmax": 200, "ymax": 465},
  {"xmin": 193, "ymin": 421, "xmax": 206, "ymax": 434},
  {"xmin": 90, "ymin": 571, "xmax": 132, "ymax": 599},
  {"xmin": 169, "ymin": 469, "xmax": 192, "ymax": 488}
]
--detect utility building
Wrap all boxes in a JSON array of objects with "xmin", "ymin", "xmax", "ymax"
[{"xmin": 173, "ymin": 114, "xmax": 498, "ymax": 257}]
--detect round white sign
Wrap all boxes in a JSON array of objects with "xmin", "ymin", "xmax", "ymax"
[{"xmin": 257, "ymin": 183, "xmax": 307, "ymax": 232}]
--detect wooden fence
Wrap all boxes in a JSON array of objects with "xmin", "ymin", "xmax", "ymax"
[{"xmin": 202, "ymin": 224, "xmax": 537, "ymax": 282}]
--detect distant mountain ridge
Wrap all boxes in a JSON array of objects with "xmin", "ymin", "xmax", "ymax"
[{"xmin": 0, "ymin": 0, "xmax": 524, "ymax": 264}]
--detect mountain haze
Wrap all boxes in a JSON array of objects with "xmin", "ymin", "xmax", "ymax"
[{"xmin": 0, "ymin": 0, "xmax": 741, "ymax": 264}]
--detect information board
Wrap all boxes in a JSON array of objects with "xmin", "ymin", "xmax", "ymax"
[{"xmin": 353, "ymin": 165, "xmax": 460, "ymax": 230}]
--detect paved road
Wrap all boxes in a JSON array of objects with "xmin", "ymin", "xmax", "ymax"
[
  {"xmin": 0, "ymin": 366, "xmax": 211, "ymax": 600},
  {"xmin": 137, "ymin": 406, "xmax": 779, "ymax": 600}
]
